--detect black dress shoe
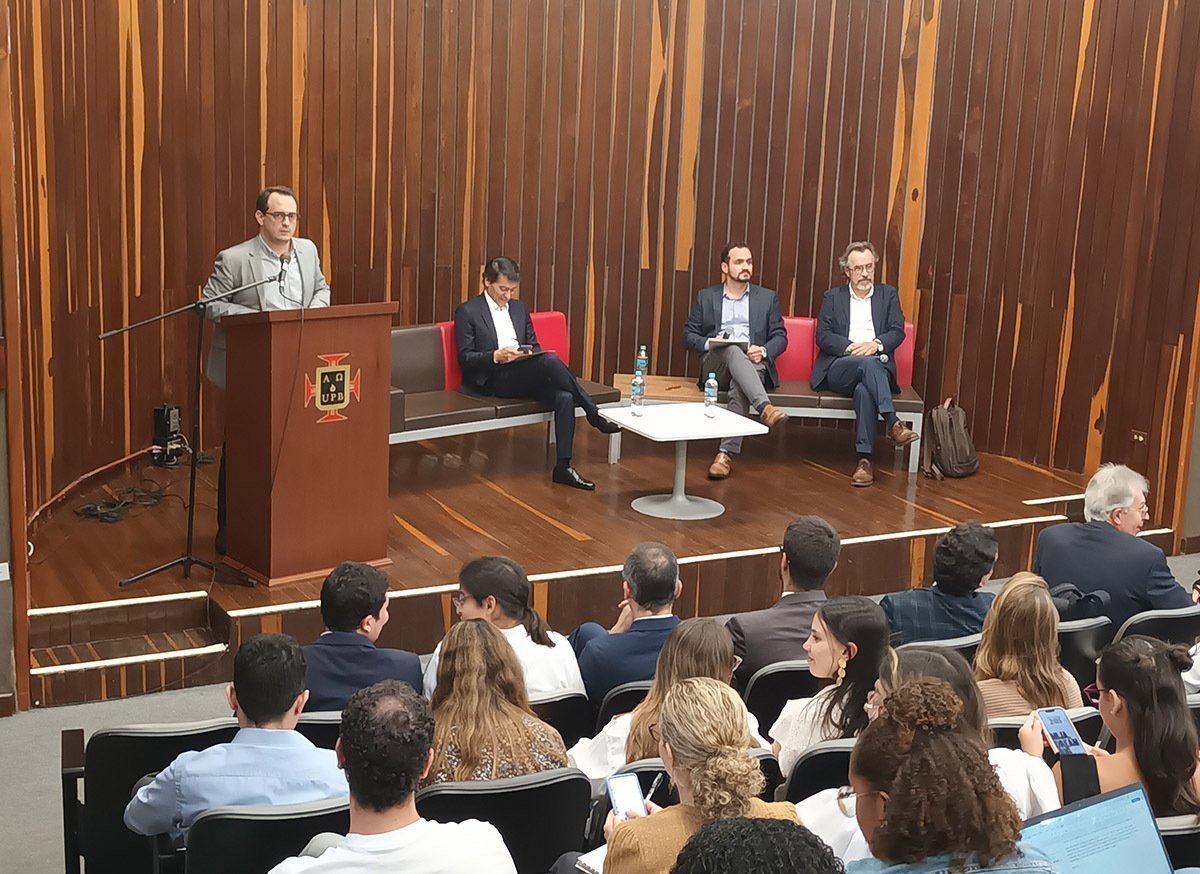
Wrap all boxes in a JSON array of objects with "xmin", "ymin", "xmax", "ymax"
[
  {"xmin": 588, "ymin": 414, "xmax": 622, "ymax": 434},
  {"xmin": 552, "ymin": 465, "xmax": 596, "ymax": 490}
]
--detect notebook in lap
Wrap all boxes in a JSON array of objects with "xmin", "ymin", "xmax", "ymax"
[{"xmin": 1021, "ymin": 784, "xmax": 1173, "ymax": 873}]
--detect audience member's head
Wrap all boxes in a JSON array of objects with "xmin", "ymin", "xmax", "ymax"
[
  {"xmin": 659, "ymin": 677, "xmax": 763, "ymax": 822},
  {"xmin": 338, "ymin": 680, "xmax": 434, "ymax": 811},
  {"xmin": 627, "ymin": 618, "xmax": 736, "ymax": 761},
  {"xmin": 454, "ymin": 555, "xmax": 557, "ymax": 647},
  {"xmin": 780, "ymin": 516, "xmax": 841, "ymax": 592},
  {"xmin": 483, "ymin": 256, "xmax": 520, "ymax": 285},
  {"xmin": 806, "ymin": 596, "xmax": 890, "ymax": 739},
  {"xmin": 1096, "ymin": 635, "xmax": 1200, "ymax": 816},
  {"xmin": 974, "ymin": 572, "xmax": 1070, "ymax": 710},
  {"xmin": 227, "ymin": 633, "xmax": 309, "ymax": 727},
  {"xmin": 319, "ymin": 561, "xmax": 390, "ymax": 641},
  {"xmin": 1084, "ymin": 463, "xmax": 1150, "ymax": 534},
  {"xmin": 873, "ymin": 646, "xmax": 988, "ymax": 744},
  {"xmin": 932, "ymin": 523, "xmax": 998, "ymax": 595},
  {"xmin": 851, "ymin": 679, "xmax": 1023, "ymax": 868},
  {"xmin": 671, "ymin": 817, "xmax": 844, "ymax": 874},
  {"xmin": 623, "ymin": 542, "xmax": 681, "ymax": 611}
]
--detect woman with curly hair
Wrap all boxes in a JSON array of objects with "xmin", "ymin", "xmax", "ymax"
[
  {"xmin": 671, "ymin": 818, "xmax": 844, "ymax": 874},
  {"xmin": 1020, "ymin": 634, "xmax": 1200, "ymax": 815},
  {"xmin": 847, "ymin": 678, "xmax": 1054, "ymax": 873},
  {"xmin": 974, "ymin": 572, "xmax": 1083, "ymax": 718},
  {"xmin": 423, "ymin": 619, "xmax": 567, "ymax": 785},
  {"xmin": 604, "ymin": 677, "xmax": 798, "ymax": 874}
]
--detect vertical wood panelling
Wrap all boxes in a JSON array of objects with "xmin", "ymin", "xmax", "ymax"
[{"xmin": 7, "ymin": 0, "xmax": 1200, "ymax": 537}]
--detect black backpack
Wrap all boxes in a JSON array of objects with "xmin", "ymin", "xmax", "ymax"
[{"xmin": 921, "ymin": 398, "xmax": 979, "ymax": 479}]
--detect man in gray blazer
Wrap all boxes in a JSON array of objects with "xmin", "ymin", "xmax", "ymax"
[
  {"xmin": 682, "ymin": 243, "xmax": 788, "ymax": 480},
  {"xmin": 201, "ymin": 186, "xmax": 331, "ymax": 553}
]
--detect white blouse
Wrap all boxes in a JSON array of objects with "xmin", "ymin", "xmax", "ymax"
[
  {"xmin": 771, "ymin": 686, "xmax": 845, "ymax": 775},
  {"xmin": 423, "ymin": 623, "xmax": 585, "ymax": 704}
]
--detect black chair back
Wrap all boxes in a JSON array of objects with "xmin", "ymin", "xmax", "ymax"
[
  {"xmin": 184, "ymin": 798, "xmax": 350, "ymax": 874},
  {"xmin": 1056, "ymin": 617, "xmax": 1113, "ymax": 695},
  {"xmin": 777, "ymin": 738, "xmax": 856, "ymax": 803},
  {"xmin": 898, "ymin": 632, "xmax": 983, "ymax": 666},
  {"xmin": 1114, "ymin": 606, "xmax": 1200, "ymax": 646},
  {"xmin": 743, "ymin": 660, "xmax": 821, "ymax": 741},
  {"xmin": 1158, "ymin": 816, "xmax": 1200, "ymax": 869},
  {"xmin": 989, "ymin": 707, "xmax": 1103, "ymax": 751},
  {"xmin": 416, "ymin": 767, "xmax": 591, "ymax": 874},
  {"xmin": 751, "ymin": 748, "xmax": 785, "ymax": 801},
  {"xmin": 73, "ymin": 718, "xmax": 239, "ymax": 874},
  {"xmin": 295, "ymin": 712, "xmax": 342, "ymax": 750},
  {"xmin": 532, "ymin": 694, "xmax": 593, "ymax": 748},
  {"xmin": 596, "ymin": 681, "xmax": 653, "ymax": 732}
]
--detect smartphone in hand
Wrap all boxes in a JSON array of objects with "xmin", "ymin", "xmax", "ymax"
[
  {"xmin": 607, "ymin": 773, "xmax": 649, "ymax": 822},
  {"xmin": 1037, "ymin": 707, "xmax": 1088, "ymax": 756}
]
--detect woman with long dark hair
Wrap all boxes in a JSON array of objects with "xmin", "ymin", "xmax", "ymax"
[
  {"xmin": 1020, "ymin": 634, "xmax": 1200, "ymax": 815},
  {"xmin": 423, "ymin": 556, "xmax": 584, "ymax": 702},
  {"xmin": 771, "ymin": 596, "xmax": 889, "ymax": 774}
]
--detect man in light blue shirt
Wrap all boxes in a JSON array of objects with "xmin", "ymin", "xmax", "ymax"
[{"xmin": 124, "ymin": 634, "xmax": 347, "ymax": 842}]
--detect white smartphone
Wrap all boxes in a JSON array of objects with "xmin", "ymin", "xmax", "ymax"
[
  {"xmin": 1037, "ymin": 706, "xmax": 1088, "ymax": 756},
  {"xmin": 606, "ymin": 772, "xmax": 649, "ymax": 822}
]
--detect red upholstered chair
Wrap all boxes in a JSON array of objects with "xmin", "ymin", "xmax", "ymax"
[
  {"xmin": 529, "ymin": 310, "xmax": 571, "ymax": 364},
  {"xmin": 436, "ymin": 321, "xmax": 463, "ymax": 391},
  {"xmin": 896, "ymin": 322, "xmax": 915, "ymax": 387},
  {"xmin": 774, "ymin": 317, "xmax": 815, "ymax": 381}
]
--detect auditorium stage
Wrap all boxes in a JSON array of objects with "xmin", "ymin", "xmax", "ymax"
[{"xmin": 25, "ymin": 419, "xmax": 1120, "ymax": 706}]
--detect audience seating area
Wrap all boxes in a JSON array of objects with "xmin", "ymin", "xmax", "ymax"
[{"xmin": 741, "ymin": 659, "xmax": 820, "ymax": 741}]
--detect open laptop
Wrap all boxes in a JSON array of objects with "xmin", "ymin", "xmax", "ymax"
[{"xmin": 1022, "ymin": 784, "xmax": 1174, "ymax": 873}]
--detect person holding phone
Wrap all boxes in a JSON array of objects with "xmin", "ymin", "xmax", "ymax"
[
  {"xmin": 1018, "ymin": 635, "xmax": 1200, "ymax": 816},
  {"xmin": 454, "ymin": 256, "xmax": 621, "ymax": 491}
]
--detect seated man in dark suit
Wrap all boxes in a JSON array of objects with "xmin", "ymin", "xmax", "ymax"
[
  {"xmin": 569, "ymin": 542, "xmax": 682, "ymax": 703},
  {"xmin": 303, "ymin": 561, "xmax": 422, "ymax": 711},
  {"xmin": 812, "ymin": 241, "xmax": 918, "ymax": 487},
  {"xmin": 454, "ymin": 256, "xmax": 620, "ymax": 491},
  {"xmin": 1034, "ymin": 463, "xmax": 1190, "ymax": 629},
  {"xmin": 725, "ymin": 516, "xmax": 840, "ymax": 689},
  {"xmin": 682, "ymin": 242, "xmax": 788, "ymax": 480},
  {"xmin": 880, "ymin": 522, "xmax": 998, "ymax": 646}
]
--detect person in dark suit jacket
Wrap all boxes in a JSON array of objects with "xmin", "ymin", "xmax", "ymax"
[
  {"xmin": 880, "ymin": 522, "xmax": 998, "ymax": 646},
  {"xmin": 725, "ymin": 516, "xmax": 841, "ymax": 689},
  {"xmin": 683, "ymin": 243, "xmax": 788, "ymax": 480},
  {"xmin": 303, "ymin": 562, "xmax": 422, "ymax": 712},
  {"xmin": 1034, "ymin": 463, "xmax": 1191, "ymax": 629},
  {"xmin": 812, "ymin": 241, "xmax": 918, "ymax": 487},
  {"xmin": 569, "ymin": 542, "xmax": 683, "ymax": 704},
  {"xmin": 454, "ymin": 256, "xmax": 620, "ymax": 490}
]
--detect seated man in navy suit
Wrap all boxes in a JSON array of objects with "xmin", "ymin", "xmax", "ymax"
[
  {"xmin": 812, "ymin": 241, "xmax": 918, "ymax": 487},
  {"xmin": 1035, "ymin": 463, "xmax": 1191, "ymax": 629},
  {"xmin": 454, "ymin": 256, "xmax": 620, "ymax": 491},
  {"xmin": 570, "ymin": 542, "xmax": 682, "ymax": 703},
  {"xmin": 303, "ymin": 561, "xmax": 422, "ymax": 711},
  {"xmin": 682, "ymin": 242, "xmax": 788, "ymax": 480}
]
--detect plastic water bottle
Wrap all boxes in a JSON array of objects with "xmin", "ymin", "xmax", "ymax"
[
  {"xmin": 704, "ymin": 372, "xmax": 718, "ymax": 417},
  {"xmin": 630, "ymin": 370, "xmax": 645, "ymax": 415},
  {"xmin": 635, "ymin": 344, "xmax": 649, "ymax": 374}
]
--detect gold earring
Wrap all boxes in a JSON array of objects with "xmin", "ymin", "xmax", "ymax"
[{"xmin": 836, "ymin": 656, "xmax": 848, "ymax": 685}]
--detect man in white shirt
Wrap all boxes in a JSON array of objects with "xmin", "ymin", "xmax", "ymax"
[
  {"xmin": 811, "ymin": 241, "xmax": 918, "ymax": 487},
  {"xmin": 453, "ymin": 256, "xmax": 621, "ymax": 490},
  {"xmin": 269, "ymin": 681, "xmax": 517, "ymax": 874}
]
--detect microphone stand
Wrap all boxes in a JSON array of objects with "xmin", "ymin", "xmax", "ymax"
[{"xmin": 98, "ymin": 275, "xmax": 281, "ymax": 588}]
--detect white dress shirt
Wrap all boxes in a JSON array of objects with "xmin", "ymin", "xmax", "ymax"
[
  {"xmin": 268, "ymin": 818, "xmax": 517, "ymax": 874},
  {"xmin": 847, "ymin": 286, "xmax": 876, "ymax": 345},
  {"xmin": 485, "ymin": 293, "xmax": 520, "ymax": 349},
  {"xmin": 423, "ymin": 623, "xmax": 585, "ymax": 703}
]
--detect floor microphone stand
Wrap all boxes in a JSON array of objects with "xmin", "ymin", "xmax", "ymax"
[{"xmin": 99, "ymin": 276, "xmax": 280, "ymax": 589}]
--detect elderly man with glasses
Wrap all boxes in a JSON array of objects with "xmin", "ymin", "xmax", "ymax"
[
  {"xmin": 201, "ymin": 185, "xmax": 332, "ymax": 554},
  {"xmin": 812, "ymin": 241, "xmax": 918, "ymax": 487}
]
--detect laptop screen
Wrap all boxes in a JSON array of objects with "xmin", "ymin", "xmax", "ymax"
[{"xmin": 1021, "ymin": 785, "xmax": 1173, "ymax": 873}]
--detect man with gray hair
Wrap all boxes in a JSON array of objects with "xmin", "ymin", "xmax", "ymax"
[
  {"xmin": 569, "ymin": 542, "xmax": 683, "ymax": 703},
  {"xmin": 1034, "ymin": 463, "xmax": 1190, "ymax": 627},
  {"xmin": 812, "ymin": 241, "xmax": 918, "ymax": 487}
]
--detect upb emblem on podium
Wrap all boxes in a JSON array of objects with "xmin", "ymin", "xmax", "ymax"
[{"xmin": 304, "ymin": 353, "xmax": 362, "ymax": 423}]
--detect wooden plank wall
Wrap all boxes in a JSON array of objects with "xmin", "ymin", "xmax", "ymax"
[{"xmin": 8, "ymin": 0, "xmax": 1200, "ymax": 531}]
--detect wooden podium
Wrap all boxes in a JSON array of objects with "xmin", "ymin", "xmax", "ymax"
[{"xmin": 221, "ymin": 302, "xmax": 398, "ymax": 585}]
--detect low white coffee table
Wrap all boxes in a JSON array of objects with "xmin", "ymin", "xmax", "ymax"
[{"xmin": 600, "ymin": 403, "xmax": 768, "ymax": 520}]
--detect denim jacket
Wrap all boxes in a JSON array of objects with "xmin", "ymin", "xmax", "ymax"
[{"xmin": 847, "ymin": 844, "xmax": 1056, "ymax": 874}]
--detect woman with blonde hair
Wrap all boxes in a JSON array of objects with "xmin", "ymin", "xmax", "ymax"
[
  {"xmin": 604, "ymin": 677, "xmax": 799, "ymax": 873},
  {"xmin": 974, "ymin": 572, "xmax": 1083, "ymax": 718},
  {"xmin": 424, "ymin": 618, "xmax": 567, "ymax": 785}
]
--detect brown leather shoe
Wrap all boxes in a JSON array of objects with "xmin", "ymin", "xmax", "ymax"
[
  {"xmin": 708, "ymin": 452, "xmax": 732, "ymax": 480},
  {"xmin": 851, "ymin": 459, "xmax": 874, "ymax": 487},
  {"xmin": 890, "ymin": 420, "xmax": 919, "ymax": 446},
  {"xmin": 760, "ymin": 404, "xmax": 786, "ymax": 428}
]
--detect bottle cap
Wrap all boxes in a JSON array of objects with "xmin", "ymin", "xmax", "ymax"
[
  {"xmin": 635, "ymin": 370, "xmax": 643, "ymax": 376},
  {"xmin": 708, "ymin": 372, "xmax": 716, "ymax": 379}
]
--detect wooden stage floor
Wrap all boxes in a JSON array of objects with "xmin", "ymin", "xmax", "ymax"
[{"xmin": 30, "ymin": 419, "xmax": 1089, "ymax": 612}]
